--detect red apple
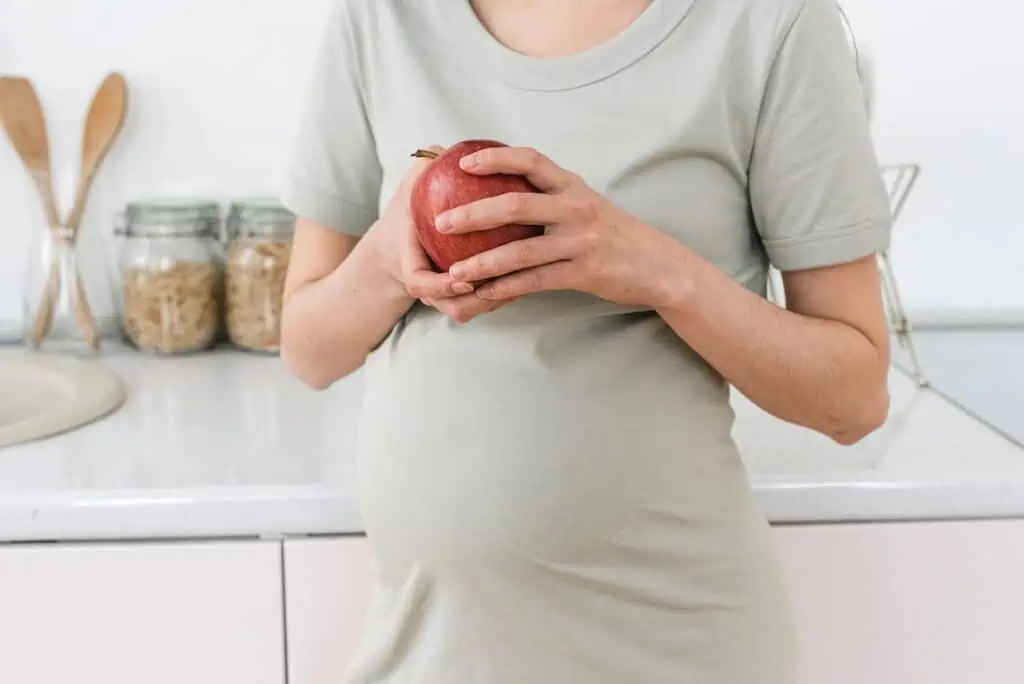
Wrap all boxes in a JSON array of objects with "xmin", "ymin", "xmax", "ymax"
[{"xmin": 410, "ymin": 139, "xmax": 544, "ymax": 273}]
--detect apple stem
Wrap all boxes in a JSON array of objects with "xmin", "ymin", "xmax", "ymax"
[{"xmin": 411, "ymin": 149, "xmax": 440, "ymax": 160}]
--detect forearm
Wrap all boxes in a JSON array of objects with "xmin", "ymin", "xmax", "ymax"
[
  {"xmin": 656, "ymin": 247, "xmax": 890, "ymax": 444},
  {"xmin": 281, "ymin": 231, "xmax": 412, "ymax": 388}
]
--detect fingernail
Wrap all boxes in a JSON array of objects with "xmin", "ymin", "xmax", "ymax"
[
  {"xmin": 449, "ymin": 264, "xmax": 467, "ymax": 280},
  {"xmin": 459, "ymin": 154, "xmax": 480, "ymax": 170},
  {"xmin": 435, "ymin": 212, "xmax": 453, "ymax": 233},
  {"xmin": 452, "ymin": 280, "xmax": 473, "ymax": 294}
]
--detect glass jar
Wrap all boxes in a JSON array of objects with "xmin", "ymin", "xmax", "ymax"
[
  {"xmin": 224, "ymin": 199, "xmax": 295, "ymax": 353},
  {"xmin": 113, "ymin": 199, "xmax": 224, "ymax": 354}
]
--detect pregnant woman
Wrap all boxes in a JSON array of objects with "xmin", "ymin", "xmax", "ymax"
[{"xmin": 280, "ymin": 0, "xmax": 892, "ymax": 681}]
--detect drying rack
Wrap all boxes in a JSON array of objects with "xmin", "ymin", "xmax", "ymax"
[{"xmin": 766, "ymin": 163, "xmax": 928, "ymax": 388}]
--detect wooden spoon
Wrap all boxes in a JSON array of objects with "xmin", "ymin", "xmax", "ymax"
[
  {"xmin": 0, "ymin": 77, "xmax": 63, "ymax": 345},
  {"xmin": 65, "ymin": 72, "xmax": 128, "ymax": 237},
  {"xmin": 0, "ymin": 77, "xmax": 61, "ymax": 228},
  {"xmin": 60, "ymin": 72, "xmax": 130, "ymax": 349}
]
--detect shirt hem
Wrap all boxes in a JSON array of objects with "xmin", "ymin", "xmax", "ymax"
[
  {"xmin": 764, "ymin": 218, "xmax": 891, "ymax": 271},
  {"xmin": 280, "ymin": 178, "xmax": 378, "ymax": 237}
]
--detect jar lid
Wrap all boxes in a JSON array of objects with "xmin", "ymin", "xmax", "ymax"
[
  {"xmin": 120, "ymin": 199, "xmax": 222, "ymax": 237},
  {"xmin": 226, "ymin": 198, "xmax": 296, "ymax": 239}
]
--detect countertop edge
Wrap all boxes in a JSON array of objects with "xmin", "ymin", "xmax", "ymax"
[{"xmin": 3, "ymin": 480, "xmax": 1024, "ymax": 543}]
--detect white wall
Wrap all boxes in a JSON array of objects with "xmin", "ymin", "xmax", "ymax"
[
  {"xmin": 844, "ymin": 0, "xmax": 1024, "ymax": 324},
  {"xmin": 0, "ymin": 0, "xmax": 331, "ymax": 339},
  {"xmin": 0, "ymin": 0, "xmax": 1021, "ymax": 339}
]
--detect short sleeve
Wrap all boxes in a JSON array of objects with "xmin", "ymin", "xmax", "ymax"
[
  {"xmin": 749, "ymin": 0, "xmax": 892, "ymax": 272},
  {"xmin": 280, "ymin": 0, "xmax": 383, "ymax": 237}
]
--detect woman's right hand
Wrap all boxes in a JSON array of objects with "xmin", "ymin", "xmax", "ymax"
[{"xmin": 368, "ymin": 145, "xmax": 507, "ymax": 323}]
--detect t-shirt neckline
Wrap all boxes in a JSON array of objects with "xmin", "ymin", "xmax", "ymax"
[{"xmin": 438, "ymin": 0, "xmax": 698, "ymax": 92}]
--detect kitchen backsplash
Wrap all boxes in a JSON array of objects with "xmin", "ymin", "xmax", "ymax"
[{"xmin": 1, "ymin": 0, "xmax": 1022, "ymax": 338}]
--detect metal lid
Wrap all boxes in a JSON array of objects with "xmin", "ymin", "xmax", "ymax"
[
  {"xmin": 119, "ymin": 199, "xmax": 221, "ymax": 237},
  {"xmin": 226, "ymin": 198, "xmax": 296, "ymax": 239}
]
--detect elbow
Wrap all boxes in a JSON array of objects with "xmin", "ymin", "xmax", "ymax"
[
  {"xmin": 281, "ymin": 342, "xmax": 336, "ymax": 391},
  {"xmin": 825, "ymin": 383, "xmax": 891, "ymax": 446},
  {"xmin": 279, "ymin": 315, "xmax": 358, "ymax": 391}
]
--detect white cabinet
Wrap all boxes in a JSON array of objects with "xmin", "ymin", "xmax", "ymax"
[
  {"xmin": 775, "ymin": 520, "xmax": 1024, "ymax": 684},
  {"xmin": 283, "ymin": 537, "xmax": 375, "ymax": 684},
  {"xmin": 282, "ymin": 525, "xmax": 1024, "ymax": 684},
  {"xmin": 0, "ymin": 540, "xmax": 285, "ymax": 684}
]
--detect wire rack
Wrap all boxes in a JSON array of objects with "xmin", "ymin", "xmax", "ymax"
[{"xmin": 878, "ymin": 163, "xmax": 926, "ymax": 387}]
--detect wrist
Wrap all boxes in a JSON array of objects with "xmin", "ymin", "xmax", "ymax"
[
  {"xmin": 644, "ymin": 230, "xmax": 700, "ymax": 313},
  {"xmin": 652, "ymin": 268, "xmax": 697, "ymax": 314},
  {"xmin": 357, "ymin": 225, "xmax": 414, "ymax": 307}
]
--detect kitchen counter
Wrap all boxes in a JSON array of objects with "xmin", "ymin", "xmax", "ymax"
[
  {"xmin": 889, "ymin": 327, "xmax": 1023, "ymax": 446},
  {"xmin": 0, "ymin": 329, "xmax": 1022, "ymax": 543}
]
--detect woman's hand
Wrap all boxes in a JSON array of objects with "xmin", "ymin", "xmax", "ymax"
[
  {"xmin": 368, "ymin": 145, "xmax": 510, "ymax": 323},
  {"xmin": 435, "ymin": 146, "xmax": 692, "ymax": 309},
  {"xmin": 368, "ymin": 146, "xmax": 467, "ymax": 299}
]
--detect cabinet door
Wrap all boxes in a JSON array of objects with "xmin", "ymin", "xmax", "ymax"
[
  {"xmin": 284, "ymin": 537, "xmax": 375, "ymax": 684},
  {"xmin": 775, "ymin": 520, "xmax": 1024, "ymax": 684},
  {"xmin": 0, "ymin": 540, "xmax": 284, "ymax": 684}
]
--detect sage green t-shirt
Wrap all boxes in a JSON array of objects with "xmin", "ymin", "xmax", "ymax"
[{"xmin": 281, "ymin": 0, "xmax": 891, "ymax": 682}]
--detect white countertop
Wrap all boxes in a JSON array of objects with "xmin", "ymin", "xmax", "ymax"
[{"xmin": 1, "ymin": 332, "xmax": 1022, "ymax": 543}]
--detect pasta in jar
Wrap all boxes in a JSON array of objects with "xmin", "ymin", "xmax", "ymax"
[
  {"xmin": 223, "ymin": 199, "xmax": 295, "ymax": 353},
  {"xmin": 113, "ymin": 199, "xmax": 224, "ymax": 354},
  {"xmin": 122, "ymin": 261, "xmax": 220, "ymax": 353}
]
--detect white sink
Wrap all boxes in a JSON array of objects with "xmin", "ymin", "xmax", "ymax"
[{"xmin": 0, "ymin": 349, "xmax": 126, "ymax": 448}]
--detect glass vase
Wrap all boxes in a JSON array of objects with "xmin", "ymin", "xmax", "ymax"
[{"xmin": 22, "ymin": 227, "xmax": 105, "ymax": 355}]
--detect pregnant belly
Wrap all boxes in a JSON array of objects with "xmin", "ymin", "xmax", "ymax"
[{"xmin": 354, "ymin": 308, "xmax": 747, "ymax": 579}]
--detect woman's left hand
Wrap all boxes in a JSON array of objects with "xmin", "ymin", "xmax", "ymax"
[{"xmin": 436, "ymin": 146, "xmax": 692, "ymax": 310}]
